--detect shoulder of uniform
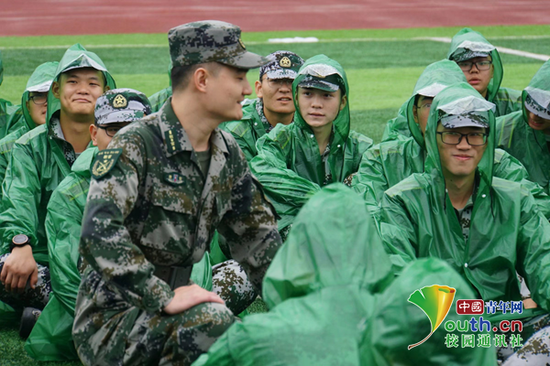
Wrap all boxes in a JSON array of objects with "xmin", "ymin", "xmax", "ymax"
[
  {"xmin": 0, "ymin": 128, "xmax": 27, "ymax": 154},
  {"xmin": 91, "ymin": 148, "xmax": 123, "ymax": 180},
  {"xmin": 348, "ymin": 129, "xmax": 373, "ymax": 145},
  {"xmin": 385, "ymin": 173, "xmax": 427, "ymax": 198},
  {"xmin": 15, "ymin": 124, "xmax": 47, "ymax": 145}
]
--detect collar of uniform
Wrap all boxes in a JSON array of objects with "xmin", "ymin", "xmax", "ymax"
[{"xmin": 159, "ymin": 97, "xmax": 229, "ymax": 157}]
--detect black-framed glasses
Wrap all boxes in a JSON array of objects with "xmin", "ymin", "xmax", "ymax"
[
  {"xmin": 437, "ymin": 131, "xmax": 487, "ymax": 146},
  {"xmin": 97, "ymin": 125, "xmax": 126, "ymax": 137},
  {"xmin": 457, "ymin": 60, "xmax": 493, "ymax": 72},
  {"xmin": 266, "ymin": 78, "xmax": 293, "ymax": 88},
  {"xmin": 29, "ymin": 94, "xmax": 47, "ymax": 106}
]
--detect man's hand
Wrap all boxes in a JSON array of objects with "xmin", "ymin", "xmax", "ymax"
[
  {"xmin": 163, "ymin": 284, "xmax": 225, "ymax": 315},
  {"xmin": 0, "ymin": 246, "xmax": 38, "ymax": 293}
]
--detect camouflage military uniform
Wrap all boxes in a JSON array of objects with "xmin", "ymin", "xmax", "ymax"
[{"xmin": 73, "ymin": 98, "xmax": 281, "ymax": 365}]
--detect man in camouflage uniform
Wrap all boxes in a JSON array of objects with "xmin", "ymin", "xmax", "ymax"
[
  {"xmin": 221, "ymin": 51, "xmax": 303, "ymax": 161},
  {"xmin": 73, "ymin": 21, "xmax": 282, "ymax": 366}
]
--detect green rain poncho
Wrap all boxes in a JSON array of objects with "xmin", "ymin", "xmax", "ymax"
[
  {"xmin": 496, "ymin": 59, "xmax": 550, "ymax": 193},
  {"xmin": 149, "ymin": 61, "xmax": 172, "ymax": 112},
  {"xmin": 0, "ymin": 44, "xmax": 116, "ymax": 263},
  {"xmin": 250, "ymin": 55, "xmax": 372, "ymax": 230},
  {"xmin": 194, "ymin": 186, "xmax": 496, "ymax": 366},
  {"xmin": 0, "ymin": 61, "xmax": 58, "ymax": 199},
  {"xmin": 382, "ymin": 28, "xmax": 521, "ymax": 141},
  {"xmin": 353, "ymin": 60, "xmax": 550, "ymax": 217},
  {"xmin": 379, "ymin": 82, "xmax": 550, "ymax": 318},
  {"xmin": 0, "ymin": 50, "xmax": 14, "ymax": 139},
  {"xmin": 193, "ymin": 184, "xmax": 394, "ymax": 366},
  {"xmin": 222, "ymin": 98, "xmax": 269, "ymax": 161}
]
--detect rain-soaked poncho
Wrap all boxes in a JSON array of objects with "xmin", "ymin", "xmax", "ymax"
[
  {"xmin": 379, "ymin": 82, "xmax": 550, "ymax": 319},
  {"xmin": 382, "ymin": 28, "xmax": 521, "ymax": 141},
  {"xmin": 194, "ymin": 186, "xmax": 496, "ymax": 365},
  {"xmin": 149, "ymin": 61, "xmax": 173, "ymax": 112},
  {"xmin": 0, "ymin": 44, "xmax": 115, "ymax": 261},
  {"xmin": 222, "ymin": 98, "xmax": 271, "ymax": 161},
  {"xmin": 250, "ymin": 55, "xmax": 372, "ymax": 230},
  {"xmin": 497, "ymin": 59, "xmax": 550, "ymax": 193},
  {"xmin": 353, "ymin": 61, "xmax": 550, "ymax": 217},
  {"xmin": 0, "ymin": 62, "xmax": 58, "ymax": 199},
  {"xmin": 0, "ymin": 50, "xmax": 14, "ymax": 139}
]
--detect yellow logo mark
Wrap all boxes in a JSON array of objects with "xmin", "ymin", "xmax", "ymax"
[
  {"xmin": 92, "ymin": 158, "xmax": 115, "ymax": 177},
  {"xmin": 279, "ymin": 56, "xmax": 291, "ymax": 68},
  {"xmin": 238, "ymin": 37, "xmax": 246, "ymax": 50},
  {"xmin": 113, "ymin": 94, "xmax": 127, "ymax": 108}
]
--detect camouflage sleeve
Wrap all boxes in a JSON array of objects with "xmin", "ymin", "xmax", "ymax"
[
  {"xmin": 217, "ymin": 149, "xmax": 282, "ymax": 293},
  {"xmin": 80, "ymin": 132, "xmax": 174, "ymax": 313}
]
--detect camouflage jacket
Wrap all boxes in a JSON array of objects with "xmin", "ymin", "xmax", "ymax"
[{"xmin": 79, "ymin": 98, "xmax": 282, "ymax": 313}]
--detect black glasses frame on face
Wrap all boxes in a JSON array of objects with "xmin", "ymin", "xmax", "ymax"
[
  {"xmin": 457, "ymin": 60, "xmax": 493, "ymax": 72},
  {"xmin": 437, "ymin": 131, "xmax": 488, "ymax": 146},
  {"xmin": 29, "ymin": 94, "xmax": 48, "ymax": 106},
  {"xmin": 97, "ymin": 125, "xmax": 125, "ymax": 137}
]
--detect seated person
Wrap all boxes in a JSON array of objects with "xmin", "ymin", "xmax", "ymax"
[
  {"xmin": 383, "ymin": 28, "xmax": 521, "ymax": 141},
  {"xmin": 251, "ymin": 54, "xmax": 372, "ymax": 239},
  {"xmin": 194, "ymin": 185, "xmax": 496, "ymax": 366},
  {"xmin": 352, "ymin": 60, "xmax": 550, "ymax": 219},
  {"xmin": 379, "ymin": 82, "xmax": 550, "ymax": 364},
  {"xmin": 222, "ymin": 51, "xmax": 304, "ymax": 161},
  {"xmin": 0, "ymin": 61, "xmax": 58, "ymax": 196},
  {"xmin": 496, "ymin": 59, "xmax": 550, "ymax": 193}
]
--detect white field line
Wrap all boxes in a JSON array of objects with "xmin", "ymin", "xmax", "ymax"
[{"xmin": 423, "ymin": 37, "xmax": 550, "ymax": 62}]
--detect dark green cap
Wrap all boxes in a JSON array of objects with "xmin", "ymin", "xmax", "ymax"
[{"xmin": 95, "ymin": 88, "xmax": 151, "ymax": 126}]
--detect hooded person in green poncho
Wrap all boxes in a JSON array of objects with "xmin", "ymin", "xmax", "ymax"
[
  {"xmin": 251, "ymin": 54, "xmax": 372, "ymax": 238},
  {"xmin": 379, "ymin": 82, "xmax": 550, "ymax": 364},
  {"xmin": 0, "ymin": 50, "xmax": 16, "ymax": 139},
  {"xmin": 0, "ymin": 62, "xmax": 58, "ymax": 199},
  {"xmin": 352, "ymin": 60, "xmax": 550, "ymax": 219},
  {"xmin": 382, "ymin": 28, "xmax": 521, "ymax": 142},
  {"xmin": 0, "ymin": 44, "xmax": 115, "ymax": 339},
  {"xmin": 497, "ymin": 59, "xmax": 550, "ymax": 194}
]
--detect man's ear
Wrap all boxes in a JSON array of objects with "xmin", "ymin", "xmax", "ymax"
[
  {"xmin": 90, "ymin": 124, "xmax": 99, "ymax": 146},
  {"xmin": 52, "ymin": 81, "xmax": 60, "ymax": 99},
  {"xmin": 255, "ymin": 80, "xmax": 263, "ymax": 98},
  {"xmin": 194, "ymin": 67, "xmax": 209, "ymax": 93},
  {"xmin": 104, "ymin": 85, "xmax": 110, "ymax": 92},
  {"xmin": 339, "ymin": 95, "xmax": 347, "ymax": 111}
]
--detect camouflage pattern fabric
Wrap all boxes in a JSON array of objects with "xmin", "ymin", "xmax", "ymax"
[
  {"xmin": 73, "ymin": 97, "xmax": 281, "ymax": 365},
  {"xmin": 168, "ymin": 21, "xmax": 266, "ymax": 69},
  {"xmin": 94, "ymin": 88, "xmax": 152, "ymax": 126},
  {"xmin": 498, "ymin": 314, "xmax": 550, "ymax": 365},
  {"xmin": 259, "ymin": 51, "xmax": 303, "ymax": 80},
  {"xmin": 0, "ymin": 254, "xmax": 51, "ymax": 310},
  {"xmin": 211, "ymin": 259, "xmax": 256, "ymax": 315}
]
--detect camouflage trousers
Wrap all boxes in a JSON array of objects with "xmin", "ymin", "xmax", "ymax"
[
  {"xmin": 498, "ymin": 314, "xmax": 550, "ymax": 365},
  {"xmin": 74, "ymin": 260, "xmax": 255, "ymax": 366},
  {"xmin": 0, "ymin": 253, "xmax": 51, "ymax": 310}
]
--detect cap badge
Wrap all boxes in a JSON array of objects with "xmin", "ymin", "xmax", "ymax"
[
  {"xmin": 238, "ymin": 37, "xmax": 246, "ymax": 50},
  {"xmin": 279, "ymin": 56, "xmax": 291, "ymax": 68},
  {"xmin": 113, "ymin": 94, "xmax": 127, "ymax": 109}
]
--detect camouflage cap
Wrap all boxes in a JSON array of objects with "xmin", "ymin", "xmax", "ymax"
[
  {"xmin": 525, "ymin": 91, "xmax": 550, "ymax": 120},
  {"xmin": 450, "ymin": 41, "xmax": 495, "ymax": 63},
  {"xmin": 168, "ymin": 20, "xmax": 267, "ymax": 69},
  {"xmin": 440, "ymin": 112, "xmax": 490, "ymax": 129},
  {"xmin": 95, "ymin": 88, "xmax": 152, "ymax": 126},
  {"xmin": 259, "ymin": 51, "xmax": 304, "ymax": 80},
  {"xmin": 297, "ymin": 74, "xmax": 340, "ymax": 92}
]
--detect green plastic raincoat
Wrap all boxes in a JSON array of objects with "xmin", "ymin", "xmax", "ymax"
[
  {"xmin": 250, "ymin": 55, "xmax": 372, "ymax": 230},
  {"xmin": 193, "ymin": 184, "xmax": 394, "ymax": 366},
  {"xmin": 0, "ymin": 62, "xmax": 58, "ymax": 199},
  {"xmin": 353, "ymin": 61, "xmax": 550, "ymax": 217},
  {"xmin": 379, "ymin": 82, "xmax": 550, "ymax": 317},
  {"xmin": 0, "ymin": 44, "xmax": 116, "ymax": 263},
  {"xmin": 496, "ymin": 59, "xmax": 550, "ymax": 193},
  {"xmin": 0, "ymin": 51, "xmax": 13, "ymax": 139},
  {"xmin": 382, "ymin": 28, "xmax": 521, "ymax": 141},
  {"xmin": 149, "ymin": 62, "xmax": 173, "ymax": 112},
  {"xmin": 221, "ymin": 98, "xmax": 270, "ymax": 161}
]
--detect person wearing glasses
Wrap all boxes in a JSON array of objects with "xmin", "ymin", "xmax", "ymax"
[
  {"xmin": 0, "ymin": 62, "xmax": 58, "ymax": 197},
  {"xmin": 251, "ymin": 54, "xmax": 372, "ymax": 240},
  {"xmin": 497, "ymin": 60, "xmax": 550, "ymax": 195},
  {"xmin": 18, "ymin": 89, "xmax": 152, "ymax": 360},
  {"xmin": 352, "ymin": 60, "xmax": 547, "ymax": 214},
  {"xmin": 0, "ymin": 44, "xmax": 115, "ymax": 339},
  {"xmin": 222, "ymin": 51, "xmax": 304, "ymax": 162},
  {"xmin": 379, "ymin": 82, "xmax": 550, "ymax": 364}
]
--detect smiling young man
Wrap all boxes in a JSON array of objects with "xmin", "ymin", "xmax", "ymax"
[
  {"xmin": 72, "ymin": 21, "xmax": 282, "ymax": 366},
  {"xmin": 251, "ymin": 54, "xmax": 372, "ymax": 239},
  {"xmin": 380, "ymin": 82, "xmax": 550, "ymax": 364},
  {"xmin": 0, "ymin": 44, "xmax": 115, "ymax": 337},
  {"xmin": 222, "ymin": 51, "xmax": 303, "ymax": 161}
]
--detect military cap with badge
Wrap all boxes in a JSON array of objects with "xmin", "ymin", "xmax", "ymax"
[{"xmin": 259, "ymin": 51, "xmax": 304, "ymax": 81}]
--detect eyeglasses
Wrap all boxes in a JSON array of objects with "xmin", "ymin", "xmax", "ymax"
[
  {"xmin": 456, "ymin": 60, "xmax": 493, "ymax": 72},
  {"xmin": 266, "ymin": 78, "xmax": 293, "ymax": 88},
  {"xmin": 437, "ymin": 131, "xmax": 487, "ymax": 146},
  {"xmin": 97, "ymin": 125, "xmax": 126, "ymax": 137},
  {"xmin": 29, "ymin": 94, "xmax": 48, "ymax": 105}
]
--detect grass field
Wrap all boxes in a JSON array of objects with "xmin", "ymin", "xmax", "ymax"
[{"xmin": 0, "ymin": 24, "xmax": 549, "ymax": 364}]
